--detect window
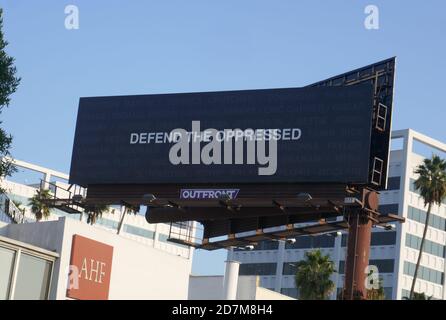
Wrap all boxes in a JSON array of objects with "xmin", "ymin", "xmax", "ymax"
[
  {"xmin": 239, "ymin": 263, "xmax": 277, "ymax": 276},
  {"xmin": 234, "ymin": 240, "xmax": 279, "ymax": 251},
  {"xmin": 405, "ymin": 234, "xmax": 446, "ymax": 258},
  {"xmin": 285, "ymin": 234, "xmax": 334, "ymax": 249},
  {"xmin": 13, "ymin": 254, "xmax": 52, "ymax": 300},
  {"xmin": 379, "ymin": 176, "xmax": 401, "ymax": 191},
  {"xmin": 281, "ymin": 288, "xmax": 298, "ymax": 299},
  {"xmin": 407, "ymin": 206, "xmax": 446, "ymax": 231},
  {"xmin": 403, "ymin": 261, "xmax": 444, "ymax": 285},
  {"xmin": 342, "ymin": 231, "xmax": 396, "ymax": 247},
  {"xmin": 338, "ymin": 259, "xmax": 394, "ymax": 274},
  {"xmin": 0, "ymin": 247, "xmax": 15, "ymax": 300},
  {"xmin": 0, "ymin": 238, "xmax": 56, "ymax": 300},
  {"xmin": 282, "ymin": 262, "xmax": 297, "ymax": 275},
  {"xmin": 123, "ymin": 224, "xmax": 155, "ymax": 240},
  {"xmin": 410, "ymin": 179, "xmax": 446, "ymax": 205},
  {"xmin": 379, "ymin": 204, "xmax": 399, "ymax": 215}
]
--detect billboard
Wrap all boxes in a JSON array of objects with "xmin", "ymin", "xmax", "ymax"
[
  {"xmin": 69, "ymin": 85, "xmax": 374, "ymax": 187},
  {"xmin": 309, "ymin": 57, "xmax": 396, "ymax": 189}
]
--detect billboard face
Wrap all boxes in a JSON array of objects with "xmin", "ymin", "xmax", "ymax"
[{"xmin": 69, "ymin": 85, "xmax": 373, "ymax": 186}]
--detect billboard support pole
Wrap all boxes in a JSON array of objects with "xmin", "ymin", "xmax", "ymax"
[{"xmin": 342, "ymin": 188, "xmax": 378, "ymax": 300}]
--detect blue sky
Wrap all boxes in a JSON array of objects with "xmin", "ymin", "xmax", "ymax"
[{"xmin": 1, "ymin": 0, "xmax": 445, "ymax": 275}]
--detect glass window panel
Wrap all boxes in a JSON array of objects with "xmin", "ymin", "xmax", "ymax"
[
  {"xmin": 0, "ymin": 247, "xmax": 15, "ymax": 300},
  {"xmin": 13, "ymin": 254, "xmax": 52, "ymax": 300}
]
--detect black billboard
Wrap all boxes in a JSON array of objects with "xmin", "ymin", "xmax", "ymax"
[
  {"xmin": 69, "ymin": 85, "xmax": 375, "ymax": 186},
  {"xmin": 309, "ymin": 57, "xmax": 396, "ymax": 189}
]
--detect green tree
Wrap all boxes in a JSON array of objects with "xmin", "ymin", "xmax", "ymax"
[
  {"xmin": 28, "ymin": 189, "xmax": 52, "ymax": 221},
  {"xmin": 84, "ymin": 204, "xmax": 110, "ymax": 225},
  {"xmin": 403, "ymin": 292, "xmax": 432, "ymax": 300},
  {"xmin": 409, "ymin": 155, "xmax": 446, "ymax": 299},
  {"xmin": 295, "ymin": 249, "xmax": 336, "ymax": 300},
  {"xmin": 117, "ymin": 204, "xmax": 139, "ymax": 234},
  {"xmin": 0, "ymin": 8, "xmax": 21, "ymax": 189},
  {"xmin": 12, "ymin": 199, "xmax": 25, "ymax": 214}
]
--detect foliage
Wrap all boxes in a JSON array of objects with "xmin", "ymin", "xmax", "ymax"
[
  {"xmin": 403, "ymin": 292, "xmax": 432, "ymax": 300},
  {"xmin": 294, "ymin": 249, "xmax": 336, "ymax": 300},
  {"xmin": 409, "ymin": 155, "xmax": 446, "ymax": 299},
  {"xmin": 28, "ymin": 189, "xmax": 52, "ymax": 221},
  {"xmin": 85, "ymin": 204, "xmax": 110, "ymax": 225},
  {"xmin": 0, "ymin": 8, "xmax": 20, "ymax": 187}
]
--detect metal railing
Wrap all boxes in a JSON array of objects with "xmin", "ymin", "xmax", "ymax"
[{"xmin": 0, "ymin": 193, "xmax": 26, "ymax": 224}]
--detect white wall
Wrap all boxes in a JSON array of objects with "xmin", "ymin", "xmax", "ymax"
[
  {"xmin": 189, "ymin": 275, "xmax": 224, "ymax": 300},
  {"xmin": 1, "ymin": 217, "xmax": 192, "ymax": 300},
  {"xmin": 188, "ymin": 274, "xmax": 294, "ymax": 300}
]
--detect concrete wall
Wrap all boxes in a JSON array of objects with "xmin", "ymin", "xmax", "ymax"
[
  {"xmin": 188, "ymin": 275, "xmax": 224, "ymax": 300},
  {"xmin": 188, "ymin": 274, "xmax": 294, "ymax": 300},
  {"xmin": 0, "ymin": 217, "xmax": 192, "ymax": 299}
]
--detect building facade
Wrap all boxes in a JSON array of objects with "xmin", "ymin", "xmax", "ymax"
[
  {"xmin": 0, "ymin": 159, "xmax": 195, "ymax": 300},
  {"xmin": 0, "ymin": 217, "xmax": 192, "ymax": 299},
  {"xmin": 229, "ymin": 129, "xmax": 446, "ymax": 300},
  {"xmin": 0, "ymin": 159, "xmax": 193, "ymax": 260}
]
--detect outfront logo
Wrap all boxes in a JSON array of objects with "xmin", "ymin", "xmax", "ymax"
[
  {"xmin": 130, "ymin": 121, "xmax": 302, "ymax": 176},
  {"xmin": 180, "ymin": 188, "xmax": 240, "ymax": 200}
]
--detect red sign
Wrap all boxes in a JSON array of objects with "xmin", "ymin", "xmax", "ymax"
[{"xmin": 67, "ymin": 235, "xmax": 113, "ymax": 300}]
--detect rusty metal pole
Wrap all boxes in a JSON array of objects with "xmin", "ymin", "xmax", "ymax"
[
  {"xmin": 343, "ymin": 209, "xmax": 373, "ymax": 300},
  {"xmin": 342, "ymin": 188, "xmax": 377, "ymax": 300}
]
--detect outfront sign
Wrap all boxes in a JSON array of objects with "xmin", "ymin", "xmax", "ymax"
[
  {"xmin": 69, "ymin": 85, "xmax": 373, "ymax": 186},
  {"xmin": 180, "ymin": 189, "xmax": 240, "ymax": 200},
  {"xmin": 67, "ymin": 235, "xmax": 113, "ymax": 300}
]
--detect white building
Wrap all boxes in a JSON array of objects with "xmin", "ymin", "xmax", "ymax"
[
  {"xmin": 0, "ymin": 159, "xmax": 194, "ymax": 300},
  {"xmin": 0, "ymin": 158, "xmax": 193, "ymax": 260},
  {"xmin": 0, "ymin": 217, "xmax": 192, "ymax": 300},
  {"xmin": 229, "ymin": 129, "xmax": 446, "ymax": 300}
]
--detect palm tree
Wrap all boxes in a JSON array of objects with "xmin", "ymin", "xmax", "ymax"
[
  {"xmin": 12, "ymin": 200, "xmax": 25, "ymax": 214},
  {"xmin": 28, "ymin": 189, "xmax": 52, "ymax": 221},
  {"xmin": 403, "ymin": 292, "xmax": 432, "ymax": 300},
  {"xmin": 117, "ymin": 204, "xmax": 139, "ymax": 234},
  {"xmin": 84, "ymin": 204, "xmax": 110, "ymax": 225},
  {"xmin": 295, "ymin": 249, "xmax": 336, "ymax": 300},
  {"xmin": 409, "ymin": 154, "xmax": 446, "ymax": 299}
]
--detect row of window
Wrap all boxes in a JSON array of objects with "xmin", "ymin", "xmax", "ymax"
[
  {"xmin": 403, "ymin": 261, "xmax": 444, "ymax": 285},
  {"xmin": 407, "ymin": 206, "xmax": 446, "ymax": 232},
  {"xmin": 405, "ymin": 233, "xmax": 446, "ymax": 258},
  {"xmin": 400, "ymin": 289, "xmax": 436, "ymax": 300},
  {"xmin": 342, "ymin": 231, "xmax": 397, "ymax": 247},
  {"xmin": 244, "ymin": 258, "xmax": 395, "ymax": 277},
  {"xmin": 235, "ymin": 230, "xmax": 397, "ymax": 253},
  {"xmin": 410, "ymin": 179, "xmax": 446, "ymax": 205},
  {"xmin": 280, "ymin": 286, "xmax": 394, "ymax": 300},
  {"xmin": 123, "ymin": 224, "xmax": 155, "ymax": 240},
  {"xmin": 382, "ymin": 176, "xmax": 401, "ymax": 191},
  {"xmin": 338, "ymin": 259, "xmax": 395, "ymax": 274},
  {"xmin": 239, "ymin": 263, "xmax": 277, "ymax": 276},
  {"xmin": 285, "ymin": 235, "xmax": 335, "ymax": 249},
  {"xmin": 337, "ymin": 287, "xmax": 393, "ymax": 300},
  {"xmin": 234, "ymin": 240, "xmax": 279, "ymax": 251}
]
